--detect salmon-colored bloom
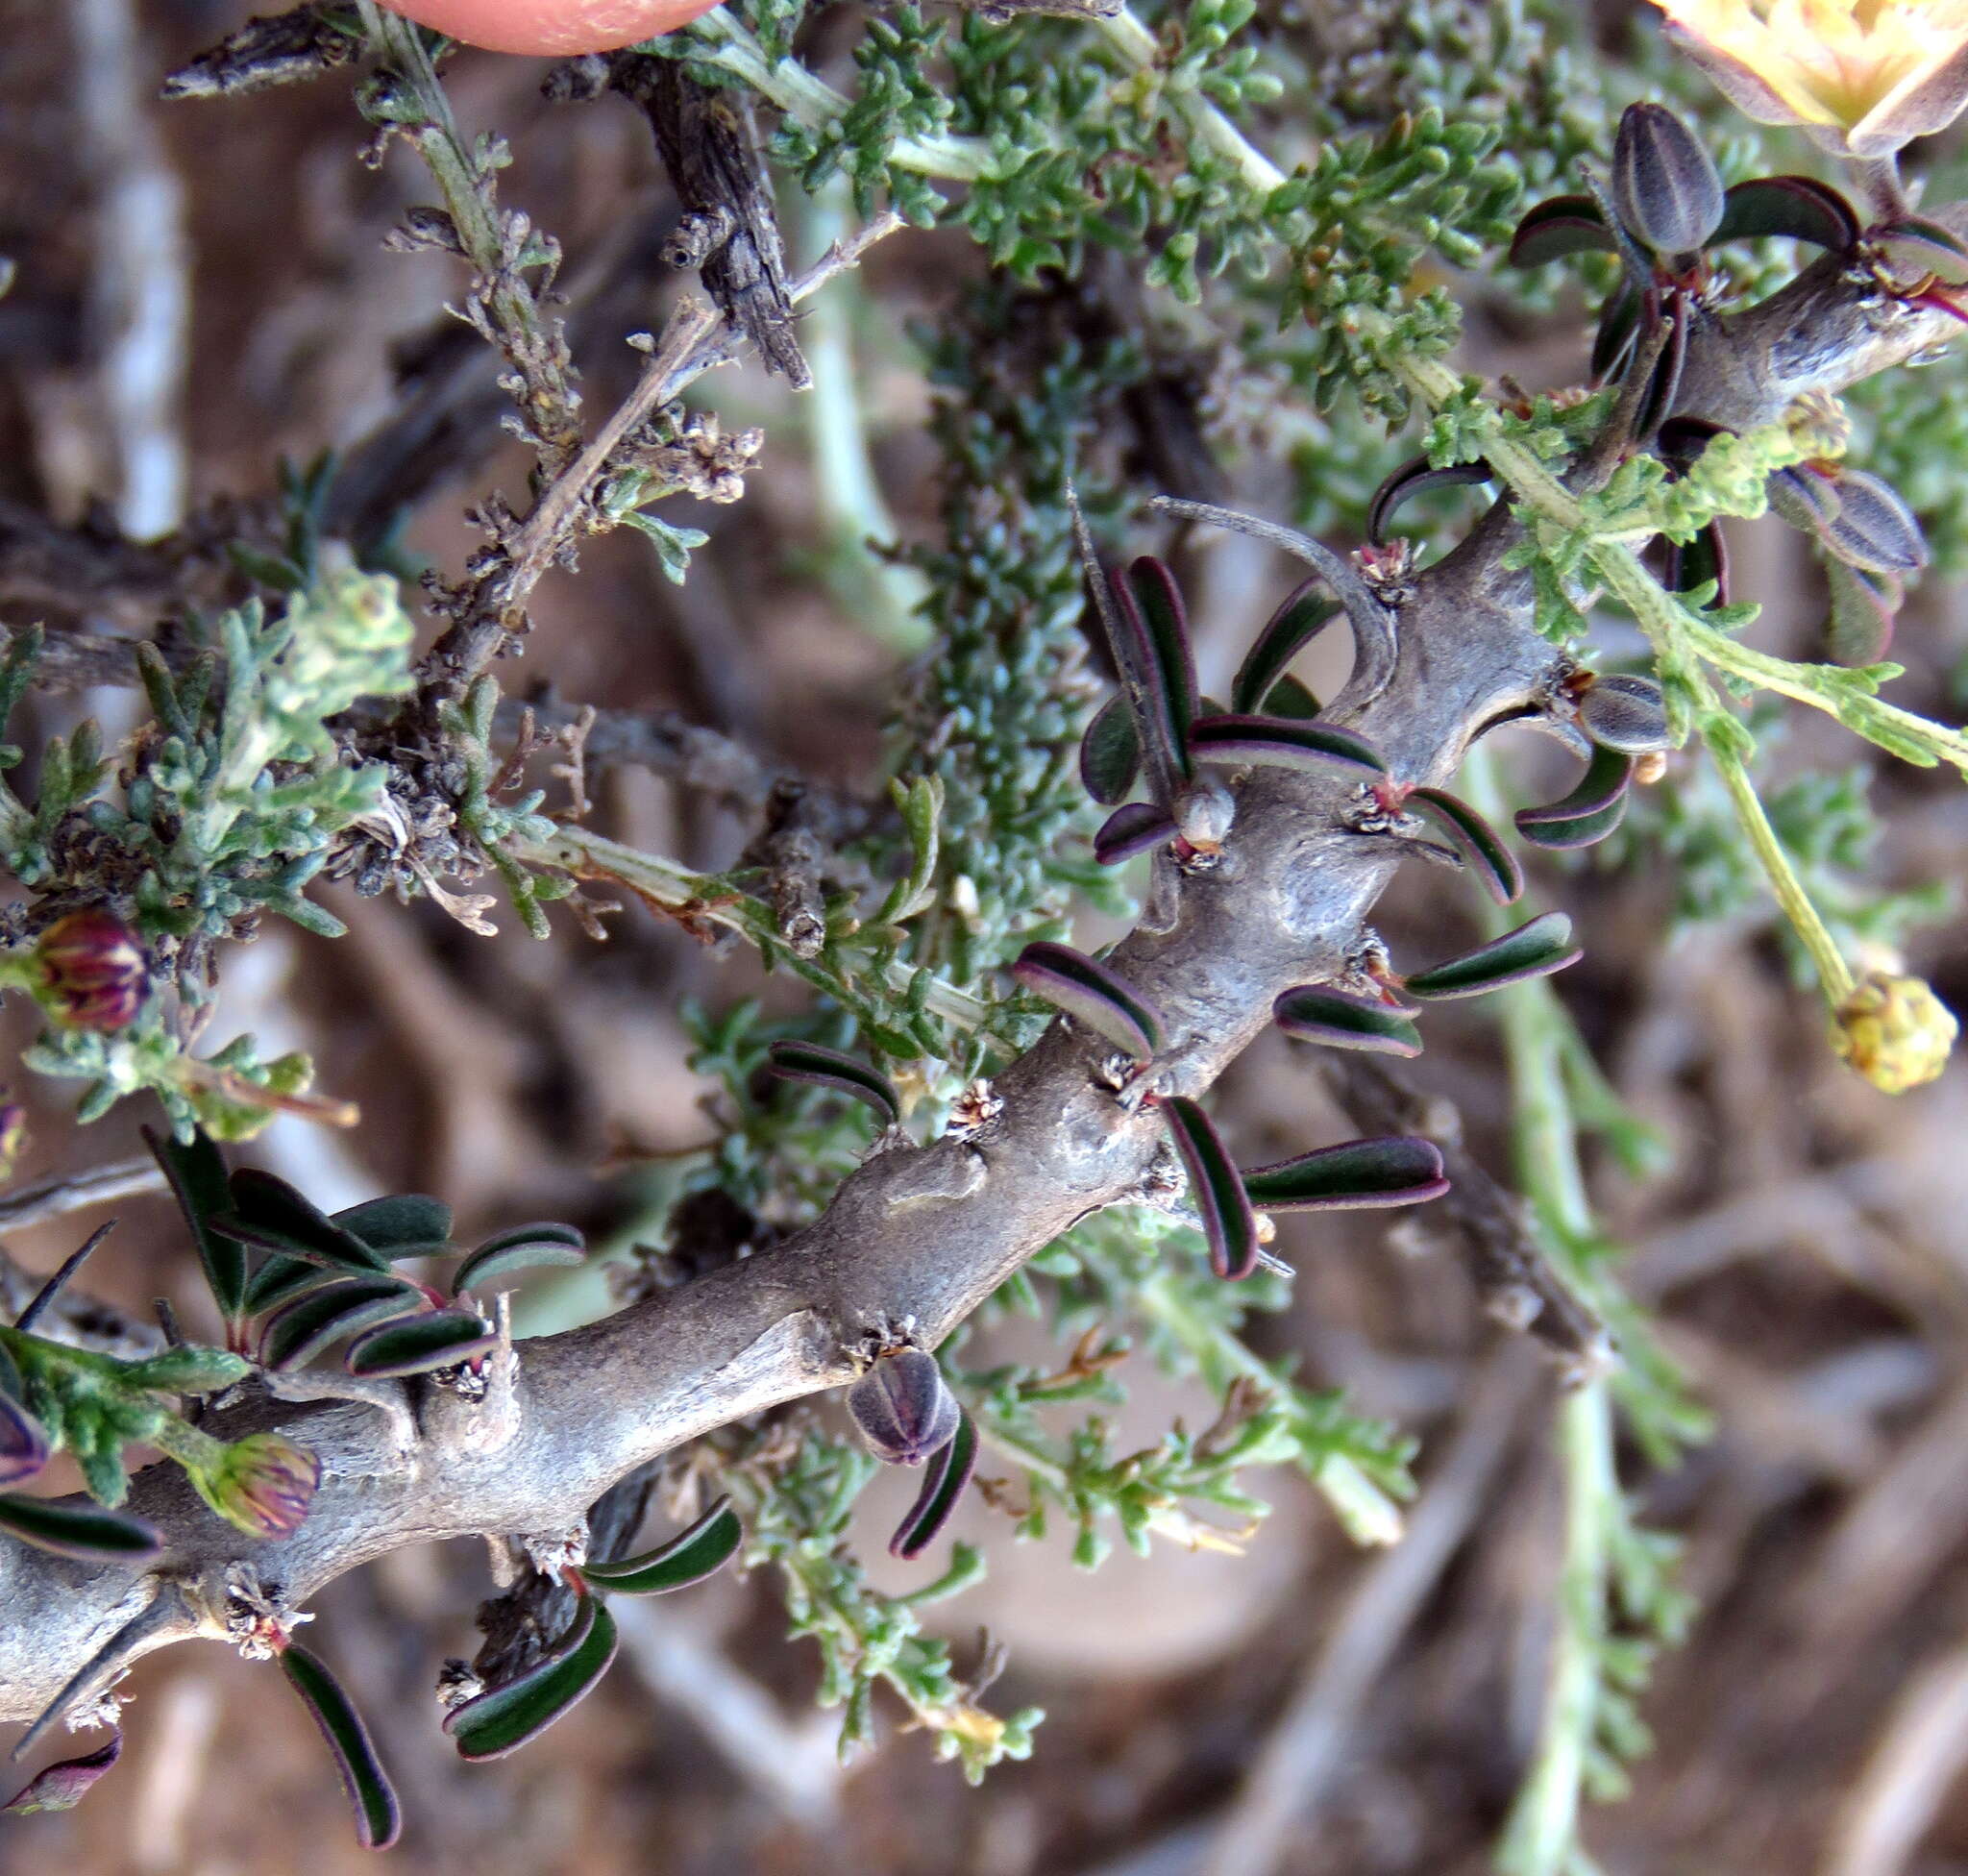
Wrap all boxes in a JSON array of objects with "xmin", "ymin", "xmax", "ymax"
[{"xmin": 1650, "ymin": 1, "xmax": 1968, "ymax": 158}]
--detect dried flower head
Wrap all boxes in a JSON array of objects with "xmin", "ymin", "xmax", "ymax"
[
  {"xmin": 1651, "ymin": 1, "xmax": 1968, "ymax": 159},
  {"xmin": 1831, "ymin": 970, "xmax": 1957, "ymax": 1092},
  {"xmin": 36, "ymin": 910, "xmax": 146, "ymax": 1032}
]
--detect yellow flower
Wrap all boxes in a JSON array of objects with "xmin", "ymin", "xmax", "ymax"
[
  {"xmin": 1831, "ymin": 970, "xmax": 1957, "ymax": 1093},
  {"xmin": 1651, "ymin": 1, "xmax": 1968, "ymax": 158}
]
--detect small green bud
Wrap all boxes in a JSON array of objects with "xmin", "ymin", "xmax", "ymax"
[{"xmin": 1832, "ymin": 971, "xmax": 1956, "ymax": 1095}]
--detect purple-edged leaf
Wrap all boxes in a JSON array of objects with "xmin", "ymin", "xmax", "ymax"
[
  {"xmin": 1876, "ymin": 213, "xmax": 1968, "ymax": 286},
  {"xmin": 1262, "ymin": 674, "xmax": 1322, "ymax": 719},
  {"xmin": 1125, "ymin": 557, "xmax": 1198, "ymax": 757},
  {"xmin": 848, "ymin": 1347, "xmax": 960, "ymax": 1466},
  {"xmin": 582, "ymin": 1496, "xmax": 742, "ymax": 1592},
  {"xmin": 1712, "ymin": 174, "xmax": 1859, "ymax": 252},
  {"xmin": 444, "ymin": 1592, "xmax": 619, "ymax": 1762},
  {"xmin": 1632, "ymin": 295, "xmax": 1690, "ymax": 443},
  {"xmin": 765, "ymin": 1040, "xmax": 900, "ymax": 1127},
  {"xmin": 242, "ymin": 1254, "xmax": 339, "ymax": 1319},
  {"xmin": 332, "ymin": 1194, "xmax": 453, "ymax": 1260},
  {"xmin": 1827, "ymin": 558, "xmax": 1903, "ymax": 665},
  {"xmin": 213, "ymin": 1170, "xmax": 388, "ymax": 1275},
  {"xmin": 1273, "ymin": 984, "xmax": 1424, "ymax": 1056},
  {"xmin": 281, "ymin": 1645, "xmax": 401, "ymax": 1850},
  {"xmin": 1094, "ymin": 802, "xmax": 1177, "ymax": 866},
  {"xmin": 2, "ymin": 1732, "xmax": 121, "ymax": 1816},
  {"xmin": 1079, "ymin": 694, "xmax": 1142, "ymax": 807},
  {"xmin": 1406, "ymin": 788, "xmax": 1522, "ymax": 905},
  {"xmin": 1011, "ymin": 941, "xmax": 1165, "ymax": 1061},
  {"xmin": 1402, "ymin": 911, "xmax": 1583, "ymax": 1000},
  {"xmin": 143, "ymin": 1124, "xmax": 246, "ymax": 1323},
  {"xmin": 452, "ymin": 1222, "xmax": 587, "ymax": 1298},
  {"xmin": 890, "ymin": 1410, "xmax": 977, "ymax": 1561},
  {"xmin": 1241, "ymin": 1136, "xmax": 1449, "ymax": 1212},
  {"xmin": 1591, "ymin": 284, "xmax": 1642, "ymax": 383},
  {"xmin": 259, "ymin": 1275, "xmax": 426, "ymax": 1371},
  {"xmin": 1664, "ymin": 520, "xmax": 1729, "ymax": 602},
  {"xmin": 0, "ymin": 1494, "xmax": 160, "ymax": 1562},
  {"xmin": 1189, "ymin": 712, "xmax": 1388, "ymax": 778},
  {"xmin": 0, "ymin": 1395, "xmax": 48, "ymax": 1489},
  {"xmin": 1365, "ymin": 456, "xmax": 1493, "ymax": 547},
  {"xmin": 1510, "ymin": 192, "xmax": 1616, "ymax": 267},
  {"xmin": 1818, "ymin": 469, "xmax": 1929, "ymax": 575},
  {"xmin": 1162, "ymin": 1095, "xmax": 1260, "ymax": 1281},
  {"xmin": 1230, "ymin": 579, "xmax": 1338, "ymax": 716},
  {"xmin": 1098, "ymin": 557, "xmax": 1196, "ymax": 810},
  {"xmin": 1515, "ymin": 744, "xmax": 1635, "ymax": 850},
  {"xmin": 344, "ymin": 1308, "xmax": 495, "ymax": 1379}
]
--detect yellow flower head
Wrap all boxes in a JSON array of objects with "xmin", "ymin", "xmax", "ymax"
[
  {"xmin": 1651, "ymin": 1, "xmax": 1968, "ymax": 157},
  {"xmin": 1831, "ymin": 970, "xmax": 1957, "ymax": 1093}
]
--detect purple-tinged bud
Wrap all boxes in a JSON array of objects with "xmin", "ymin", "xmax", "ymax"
[
  {"xmin": 1576, "ymin": 673, "xmax": 1671, "ymax": 754},
  {"xmin": 847, "ymin": 1347, "xmax": 959, "ymax": 1466},
  {"xmin": 1611, "ymin": 102, "xmax": 1723, "ymax": 259},
  {"xmin": 36, "ymin": 911, "xmax": 147, "ymax": 1033},
  {"xmin": 198, "ymin": 1431, "xmax": 321, "ymax": 1540},
  {"xmin": 0, "ymin": 1393, "xmax": 49, "ymax": 1489}
]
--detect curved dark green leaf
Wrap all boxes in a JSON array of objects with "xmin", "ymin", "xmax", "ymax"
[
  {"xmin": 1509, "ymin": 193, "xmax": 1615, "ymax": 267},
  {"xmin": 1515, "ymin": 744, "xmax": 1635, "ymax": 849},
  {"xmin": 281, "ymin": 1645, "xmax": 401, "ymax": 1850},
  {"xmin": 1712, "ymin": 174, "xmax": 1858, "ymax": 252},
  {"xmin": 0, "ymin": 1493, "xmax": 160, "ymax": 1562},
  {"xmin": 242, "ymin": 1254, "xmax": 339, "ymax": 1319},
  {"xmin": 1365, "ymin": 457, "xmax": 1493, "ymax": 547},
  {"xmin": 444, "ymin": 1592, "xmax": 619, "ymax": 1762},
  {"xmin": 890, "ymin": 1411, "xmax": 977, "ymax": 1562},
  {"xmin": 1272, "ymin": 984, "xmax": 1423, "ymax": 1056},
  {"xmin": 1402, "ymin": 912, "xmax": 1583, "ymax": 1000},
  {"xmin": 1124, "ymin": 556, "xmax": 1198, "ymax": 774},
  {"xmin": 1012, "ymin": 941, "xmax": 1165, "ymax": 1061},
  {"xmin": 2, "ymin": 1732, "xmax": 121, "ymax": 1815},
  {"xmin": 1632, "ymin": 293, "xmax": 1690, "ymax": 442},
  {"xmin": 1230, "ymin": 579, "xmax": 1338, "ymax": 716},
  {"xmin": 1240, "ymin": 1137, "xmax": 1450, "ymax": 1212},
  {"xmin": 1088, "ymin": 551, "xmax": 1196, "ymax": 812},
  {"xmin": 1162, "ymin": 1096, "xmax": 1259, "ymax": 1281},
  {"xmin": 1262, "ymin": 674, "xmax": 1322, "ymax": 719},
  {"xmin": 1405, "ymin": 788, "xmax": 1522, "ymax": 905},
  {"xmin": 260, "ymin": 1275, "xmax": 426, "ymax": 1371},
  {"xmin": 0, "ymin": 1395, "xmax": 48, "ymax": 1489},
  {"xmin": 764, "ymin": 1040, "xmax": 900, "ymax": 1127},
  {"xmin": 214, "ymin": 1171, "xmax": 388, "ymax": 1275},
  {"xmin": 332, "ymin": 1194, "xmax": 454, "ymax": 1260},
  {"xmin": 1665, "ymin": 520, "xmax": 1729, "ymax": 602},
  {"xmin": 583, "ymin": 1495, "xmax": 743, "ymax": 1593},
  {"xmin": 1189, "ymin": 712, "xmax": 1387, "ymax": 778},
  {"xmin": 1094, "ymin": 802, "xmax": 1177, "ymax": 866},
  {"xmin": 1591, "ymin": 284, "xmax": 1641, "ymax": 383},
  {"xmin": 1078, "ymin": 694, "xmax": 1141, "ymax": 807},
  {"xmin": 452, "ymin": 1222, "xmax": 587, "ymax": 1297},
  {"xmin": 344, "ymin": 1308, "xmax": 496, "ymax": 1378},
  {"xmin": 143, "ymin": 1124, "xmax": 245, "ymax": 1322}
]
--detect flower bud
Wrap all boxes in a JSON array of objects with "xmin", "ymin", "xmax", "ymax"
[
  {"xmin": 196, "ymin": 1431, "xmax": 321, "ymax": 1539},
  {"xmin": 0, "ymin": 1394, "xmax": 49, "ymax": 1490},
  {"xmin": 847, "ymin": 1346, "xmax": 958, "ymax": 1466},
  {"xmin": 1832, "ymin": 972, "xmax": 1957, "ymax": 1095},
  {"xmin": 1576, "ymin": 673, "xmax": 1672, "ymax": 753},
  {"xmin": 1611, "ymin": 102, "xmax": 1723, "ymax": 258},
  {"xmin": 36, "ymin": 910, "xmax": 146, "ymax": 1033},
  {"xmin": 1819, "ymin": 470, "xmax": 1929, "ymax": 577}
]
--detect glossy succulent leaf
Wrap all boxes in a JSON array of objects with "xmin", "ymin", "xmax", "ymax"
[
  {"xmin": 1818, "ymin": 469, "xmax": 1929, "ymax": 575},
  {"xmin": 1611, "ymin": 102, "xmax": 1723, "ymax": 256},
  {"xmin": 1712, "ymin": 174, "xmax": 1859, "ymax": 251},
  {"xmin": 1510, "ymin": 192, "xmax": 1616, "ymax": 266},
  {"xmin": 0, "ymin": 1493, "xmax": 160, "ymax": 1561},
  {"xmin": 1, "ymin": 1732, "xmax": 121, "ymax": 1816},
  {"xmin": 1365, "ymin": 456, "xmax": 1493, "ymax": 547},
  {"xmin": 582, "ymin": 1495, "xmax": 743, "ymax": 1593},
  {"xmin": 1078, "ymin": 694, "xmax": 1142, "ymax": 807},
  {"xmin": 0, "ymin": 1394, "xmax": 49, "ymax": 1488},
  {"xmin": 1230, "ymin": 579, "xmax": 1338, "ymax": 715},
  {"xmin": 242, "ymin": 1254, "xmax": 338, "ymax": 1319},
  {"xmin": 1576, "ymin": 673, "xmax": 1671, "ymax": 753},
  {"xmin": 764, "ymin": 1040, "xmax": 900, "ymax": 1127},
  {"xmin": 1827, "ymin": 557, "xmax": 1903, "ymax": 665},
  {"xmin": 1262, "ymin": 674, "xmax": 1322, "ymax": 719},
  {"xmin": 344, "ymin": 1307, "xmax": 496, "ymax": 1378},
  {"xmin": 213, "ymin": 1170, "xmax": 388, "ymax": 1275},
  {"xmin": 1403, "ymin": 912, "xmax": 1584, "ymax": 1000},
  {"xmin": 1515, "ymin": 744, "xmax": 1636, "ymax": 849},
  {"xmin": 1161, "ymin": 1095, "xmax": 1260, "ymax": 1281},
  {"xmin": 1094, "ymin": 802, "xmax": 1177, "ymax": 866},
  {"xmin": 259, "ymin": 1275, "xmax": 426, "ymax": 1371},
  {"xmin": 281, "ymin": 1645, "xmax": 401, "ymax": 1850},
  {"xmin": 451, "ymin": 1222, "xmax": 587, "ymax": 1297},
  {"xmin": 1273, "ymin": 984, "xmax": 1424, "ymax": 1056},
  {"xmin": 1011, "ymin": 941, "xmax": 1165, "ymax": 1061},
  {"xmin": 444, "ymin": 1592, "xmax": 619, "ymax": 1762},
  {"xmin": 848, "ymin": 1347, "xmax": 960, "ymax": 1466},
  {"xmin": 1095, "ymin": 555, "xmax": 1196, "ymax": 809},
  {"xmin": 890, "ymin": 1409, "xmax": 977, "ymax": 1562},
  {"xmin": 1189, "ymin": 712, "xmax": 1387, "ymax": 778},
  {"xmin": 332, "ymin": 1194, "xmax": 454, "ymax": 1260},
  {"xmin": 1405, "ymin": 788, "xmax": 1522, "ymax": 905},
  {"xmin": 1241, "ymin": 1137, "xmax": 1450, "ymax": 1212},
  {"xmin": 1665, "ymin": 520, "xmax": 1729, "ymax": 602},
  {"xmin": 143, "ymin": 1124, "xmax": 246, "ymax": 1322}
]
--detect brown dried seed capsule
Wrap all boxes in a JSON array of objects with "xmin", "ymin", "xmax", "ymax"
[
  {"xmin": 1577, "ymin": 673, "xmax": 1671, "ymax": 753},
  {"xmin": 1611, "ymin": 102, "xmax": 1723, "ymax": 258},
  {"xmin": 847, "ymin": 1346, "xmax": 959, "ymax": 1465},
  {"xmin": 36, "ymin": 910, "xmax": 147, "ymax": 1033}
]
